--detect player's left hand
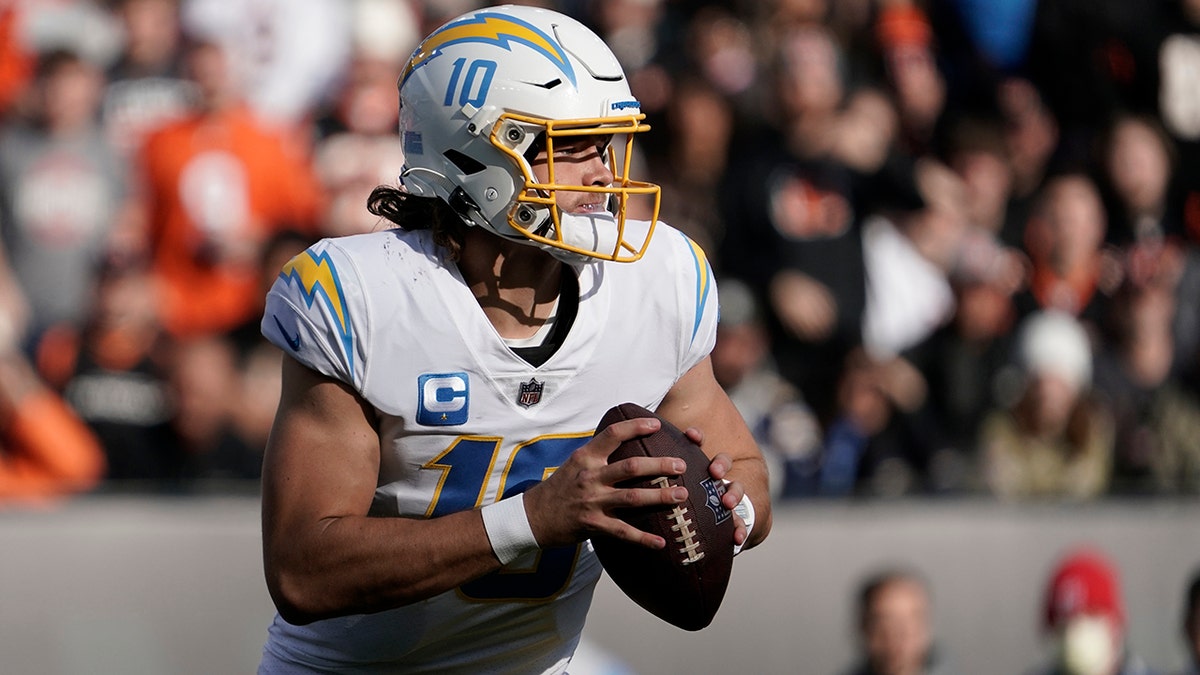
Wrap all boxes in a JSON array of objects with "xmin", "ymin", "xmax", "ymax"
[{"xmin": 684, "ymin": 427, "xmax": 748, "ymax": 550}]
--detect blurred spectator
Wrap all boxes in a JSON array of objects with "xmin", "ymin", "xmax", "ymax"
[
  {"xmin": 586, "ymin": 0, "xmax": 667, "ymax": 112},
  {"xmin": 163, "ymin": 334, "xmax": 261, "ymax": 483},
  {"xmin": 47, "ymin": 258, "xmax": 176, "ymax": 487},
  {"xmin": 861, "ymin": 159, "xmax": 964, "ymax": 361},
  {"xmin": 875, "ymin": 2, "xmax": 946, "ymax": 156},
  {"xmin": 711, "ymin": 278, "xmax": 821, "ymax": 500},
  {"xmin": 0, "ymin": 48, "xmax": 130, "ymax": 348},
  {"xmin": 979, "ymin": 310, "xmax": 1113, "ymax": 500},
  {"xmin": 1032, "ymin": 547, "xmax": 1156, "ymax": 675},
  {"xmin": 769, "ymin": 23, "xmax": 846, "ymax": 159},
  {"xmin": 808, "ymin": 347, "xmax": 931, "ymax": 498},
  {"xmin": 1095, "ymin": 113, "xmax": 1193, "ymax": 370},
  {"xmin": 646, "ymin": 76, "xmax": 735, "ymax": 262},
  {"xmin": 842, "ymin": 567, "xmax": 953, "ymax": 675},
  {"xmin": 941, "ymin": 115, "xmax": 1026, "ymax": 248},
  {"xmin": 1099, "ymin": 113, "xmax": 1185, "ymax": 248},
  {"xmin": 0, "ymin": 344, "xmax": 105, "ymax": 505},
  {"xmin": 830, "ymin": 86, "xmax": 900, "ymax": 178},
  {"xmin": 312, "ymin": 54, "xmax": 405, "ymax": 238},
  {"xmin": 720, "ymin": 25, "xmax": 867, "ymax": 420},
  {"xmin": 179, "ymin": 0, "xmax": 351, "ymax": 130},
  {"xmin": 1182, "ymin": 568, "xmax": 1200, "ymax": 675},
  {"xmin": 904, "ymin": 229, "xmax": 1023, "ymax": 490},
  {"xmin": 101, "ymin": 0, "xmax": 197, "ymax": 158},
  {"xmin": 1015, "ymin": 172, "xmax": 1120, "ymax": 330},
  {"xmin": 997, "ymin": 77, "xmax": 1061, "ymax": 230},
  {"xmin": 130, "ymin": 37, "xmax": 323, "ymax": 339},
  {"xmin": 0, "ymin": 1, "xmax": 121, "ymax": 102},
  {"xmin": 1092, "ymin": 282, "xmax": 1200, "ymax": 495},
  {"xmin": 681, "ymin": 6, "xmax": 758, "ymax": 102}
]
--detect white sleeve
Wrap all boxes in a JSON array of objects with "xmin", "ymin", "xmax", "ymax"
[
  {"xmin": 260, "ymin": 239, "xmax": 369, "ymax": 389},
  {"xmin": 671, "ymin": 229, "xmax": 719, "ymax": 376}
]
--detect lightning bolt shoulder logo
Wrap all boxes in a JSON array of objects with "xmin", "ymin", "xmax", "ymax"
[
  {"xmin": 400, "ymin": 12, "xmax": 576, "ymax": 89},
  {"xmin": 277, "ymin": 249, "xmax": 355, "ymax": 378},
  {"xmin": 684, "ymin": 234, "xmax": 712, "ymax": 344}
]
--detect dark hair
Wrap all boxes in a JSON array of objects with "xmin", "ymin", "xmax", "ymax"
[
  {"xmin": 1185, "ymin": 568, "xmax": 1200, "ymax": 632},
  {"xmin": 35, "ymin": 48, "xmax": 88, "ymax": 80},
  {"xmin": 857, "ymin": 567, "xmax": 930, "ymax": 627},
  {"xmin": 367, "ymin": 185, "xmax": 468, "ymax": 260}
]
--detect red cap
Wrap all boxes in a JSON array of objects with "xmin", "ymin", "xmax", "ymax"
[{"xmin": 1043, "ymin": 548, "xmax": 1124, "ymax": 631}]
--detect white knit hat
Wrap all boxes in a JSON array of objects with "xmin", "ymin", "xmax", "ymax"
[{"xmin": 1016, "ymin": 310, "xmax": 1093, "ymax": 390}]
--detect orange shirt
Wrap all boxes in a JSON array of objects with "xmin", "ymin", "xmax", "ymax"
[
  {"xmin": 0, "ymin": 4, "xmax": 34, "ymax": 115},
  {"xmin": 138, "ymin": 105, "xmax": 323, "ymax": 338},
  {"xmin": 0, "ymin": 392, "xmax": 105, "ymax": 504},
  {"xmin": 1028, "ymin": 259, "xmax": 1099, "ymax": 316}
]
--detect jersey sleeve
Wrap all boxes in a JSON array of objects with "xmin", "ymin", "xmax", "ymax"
[
  {"xmin": 669, "ymin": 229, "xmax": 719, "ymax": 376},
  {"xmin": 261, "ymin": 239, "xmax": 369, "ymax": 390}
]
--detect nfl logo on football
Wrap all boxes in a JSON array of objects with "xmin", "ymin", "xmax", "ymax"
[
  {"xmin": 517, "ymin": 378, "xmax": 544, "ymax": 408},
  {"xmin": 702, "ymin": 478, "xmax": 732, "ymax": 524}
]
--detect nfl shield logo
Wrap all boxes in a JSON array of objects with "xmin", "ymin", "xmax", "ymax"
[
  {"xmin": 517, "ymin": 378, "xmax": 544, "ymax": 407},
  {"xmin": 701, "ymin": 478, "xmax": 731, "ymax": 524}
]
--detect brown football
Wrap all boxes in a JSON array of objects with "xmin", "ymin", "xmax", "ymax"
[{"xmin": 590, "ymin": 402, "xmax": 734, "ymax": 631}]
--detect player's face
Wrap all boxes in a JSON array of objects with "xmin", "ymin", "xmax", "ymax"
[{"xmin": 529, "ymin": 135, "xmax": 615, "ymax": 214}]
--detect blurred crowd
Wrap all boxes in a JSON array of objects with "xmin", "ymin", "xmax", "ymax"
[
  {"xmin": 2, "ymin": 0, "xmax": 1200, "ymax": 503},
  {"xmin": 840, "ymin": 548, "xmax": 1200, "ymax": 675}
]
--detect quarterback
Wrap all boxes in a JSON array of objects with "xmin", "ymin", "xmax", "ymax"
[{"xmin": 257, "ymin": 5, "xmax": 772, "ymax": 673}]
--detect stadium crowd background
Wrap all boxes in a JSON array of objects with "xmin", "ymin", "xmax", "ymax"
[
  {"xmin": 2, "ymin": 0, "xmax": 1200, "ymax": 673},
  {"xmin": 2, "ymin": 0, "xmax": 1200, "ymax": 503}
]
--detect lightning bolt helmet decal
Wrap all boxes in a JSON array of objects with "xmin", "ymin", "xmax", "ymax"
[{"xmin": 400, "ymin": 12, "xmax": 576, "ymax": 89}]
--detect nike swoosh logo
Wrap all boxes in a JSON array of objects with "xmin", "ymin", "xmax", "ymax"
[{"xmin": 273, "ymin": 315, "xmax": 301, "ymax": 351}]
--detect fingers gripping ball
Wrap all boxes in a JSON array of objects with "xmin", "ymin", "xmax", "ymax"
[{"xmin": 591, "ymin": 402, "xmax": 735, "ymax": 631}]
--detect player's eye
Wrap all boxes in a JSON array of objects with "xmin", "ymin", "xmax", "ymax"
[{"xmin": 555, "ymin": 135, "xmax": 611, "ymax": 157}]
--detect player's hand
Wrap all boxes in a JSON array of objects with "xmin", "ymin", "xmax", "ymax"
[
  {"xmin": 685, "ymin": 426, "xmax": 750, "ymax": 550},
  {"xmin": 703, "ymin": 451, "xmax": 749, "ymax": 549},
  {"xmin": 522, "ymin": 416, "xmax": 687, "ymax": 551}
]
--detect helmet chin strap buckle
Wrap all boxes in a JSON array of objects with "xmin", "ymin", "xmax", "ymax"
[{"xmin": 449, "ymin": 187, "xmax": 487, "ymax": 227}]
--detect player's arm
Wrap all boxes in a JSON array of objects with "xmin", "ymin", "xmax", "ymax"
[
  {"xmin": 262, "ymin": 356, "xmax": 685, "ymax": 625},
  {"xmin": 656, "ymin": 355, "xmax": 772, "ymax": 550},
  {"xmin": 262, "ymin": 356, "xmax": 502, "ymax": 624}
]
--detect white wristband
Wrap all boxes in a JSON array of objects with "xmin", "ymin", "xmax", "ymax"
[{"xmin": 481, "ymin": 493, "xmax": 540, "ymax": 565}]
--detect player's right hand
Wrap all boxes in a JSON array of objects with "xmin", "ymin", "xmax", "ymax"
[{"xmin": 521, "ymin": 416, "xmax": 688, "ymax": 551}]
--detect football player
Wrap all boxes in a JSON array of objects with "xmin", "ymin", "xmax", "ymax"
[{"xmin": 257, "ymin": 5, "xmax": 772, "ymax": 673}]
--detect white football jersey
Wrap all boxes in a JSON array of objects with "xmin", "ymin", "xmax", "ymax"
[{"xmin": 258, "ymin": 221, "xmax": 718, "ymax": 674}]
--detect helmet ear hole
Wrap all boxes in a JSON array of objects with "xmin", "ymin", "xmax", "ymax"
[{"xmin": 443, "ymin": 149, "xmax": 487, "ymax": 175}]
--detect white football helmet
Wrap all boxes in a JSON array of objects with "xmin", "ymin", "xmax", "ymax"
[{"xmin": 397, "ymin": 4, "xmax": 660, "ymax": 263}]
